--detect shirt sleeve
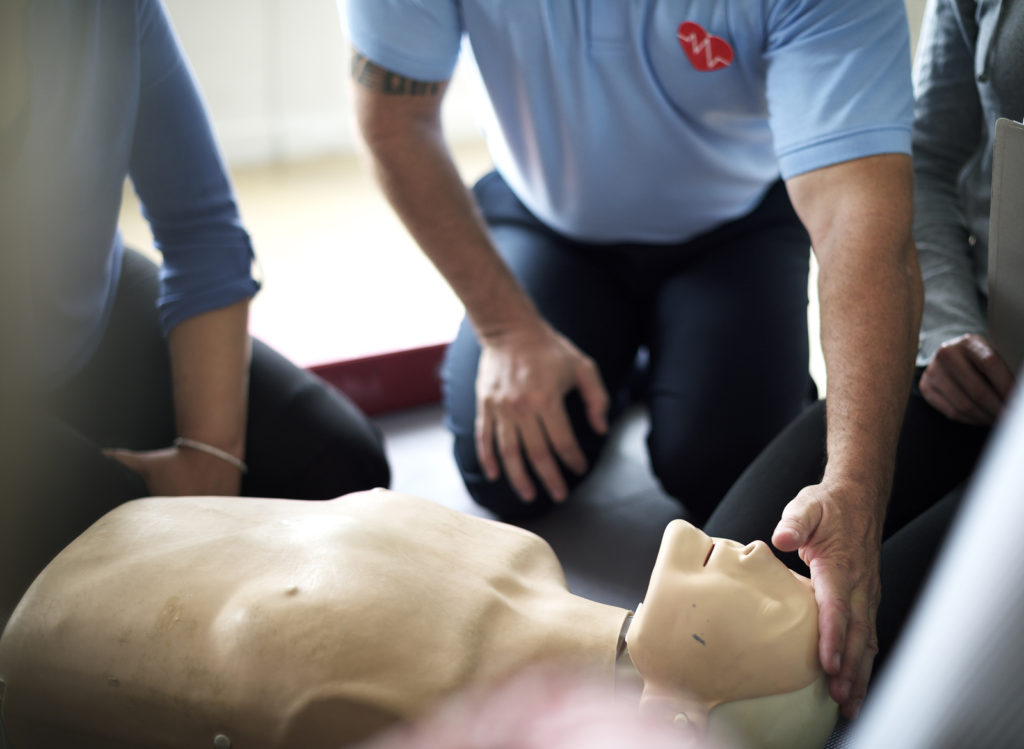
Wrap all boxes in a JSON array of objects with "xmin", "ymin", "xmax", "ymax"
[
  {"xmin": 344, "ymin": 0, "xmax": 463, "ymax": 81},
  {"xmin": 764, "ymin": 0, "xmax": 914, "ymax": 179},
  {"xmin": 128, "ymin": 0, "xmax": 260, "ymax": 337},
  {"xmin": 910, "ymin": 0, "xmax": 988, "ymax": 366}
]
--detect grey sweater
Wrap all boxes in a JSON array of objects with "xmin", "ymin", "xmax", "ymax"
[{"xmin": 912, "ymin": 0, "xmax": 1024, "ymax": 365}]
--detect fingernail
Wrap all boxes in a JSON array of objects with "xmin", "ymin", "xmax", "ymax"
[{"xmin": 831, "ymin": 653, "xmax": 842, "ymax": 673}]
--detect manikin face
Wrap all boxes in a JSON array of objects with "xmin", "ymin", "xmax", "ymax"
[{"xmin": 626, "ymin": 520, "xmax": 822, "ymax": 734}]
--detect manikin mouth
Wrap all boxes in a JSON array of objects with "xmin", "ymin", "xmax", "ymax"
[{"xmin": 702, "ymin": 542, "xmax": 715, "ymax": 567}]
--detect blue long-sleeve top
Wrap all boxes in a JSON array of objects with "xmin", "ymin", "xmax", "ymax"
[{"xmin": 4, "ymin": 0, "xmax": 260, "ymax": 388}]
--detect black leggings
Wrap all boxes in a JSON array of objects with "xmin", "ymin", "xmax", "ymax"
[
  {"xmin": 703, "ymin": 376, "xmax": 991, "ymax": 672},
  {"xmin": 443, "ymin": 172, "xmax": 815, "ymax": 521},
  {"xmin": 1, "ymin": 249, "xmax": 389, "ymax": 619}
]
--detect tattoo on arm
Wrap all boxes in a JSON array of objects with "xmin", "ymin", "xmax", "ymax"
[{"xmin": 351, "ymin": 52, "xmax": 440, "ymax": 96}]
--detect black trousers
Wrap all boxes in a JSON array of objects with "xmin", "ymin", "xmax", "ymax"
[
  {"xmin": 703, "ymin": 374, "xmax": 991, "ymax": 673},
  {"xmin": 1, "ymin": 249, "xmax": 389, "ymax": 620},
  {"xmin": 443, "ymin": 171, "xmax": 815, "ymax": 521}
]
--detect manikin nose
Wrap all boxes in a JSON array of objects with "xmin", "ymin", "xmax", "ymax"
[{"xmin": 741, "ymin": 539, "xmax": 772, "ymax": 559}]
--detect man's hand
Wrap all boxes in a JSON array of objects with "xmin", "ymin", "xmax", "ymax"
[
  {"xmin": 104, "ymin": 445, "xmax": 243, "ymax": 497},
  {"xmin": 772, "ymin": 481, "xmax": 882, "ymax": 720},
  {"xmin": 919, "ymin": 334, "xmax": 1015, "ymax": 425},
  {"xmin": 475, "ymin": 323, "xmax": 609, "ymax": 503}
]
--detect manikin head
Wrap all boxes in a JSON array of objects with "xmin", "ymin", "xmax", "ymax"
[{"xmin": 627, "ymin": 519, "xmax": 837, "ymax": 748}]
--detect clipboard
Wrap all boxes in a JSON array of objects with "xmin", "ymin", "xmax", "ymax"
[{"xmin": 987, "ymin": 118, "xmax": 1024, "ymax": 374}]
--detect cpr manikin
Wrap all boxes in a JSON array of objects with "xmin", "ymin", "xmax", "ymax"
[{"xmin": 0, "ymin": 490, "xmax": 837, "ymax": 748}]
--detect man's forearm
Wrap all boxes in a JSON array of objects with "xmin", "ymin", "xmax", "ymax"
[
  {"xmin": 818, "ymin": 240, "xmax": 922, "ymax": 507},
  {"xmin": 167, "ymin": 298, "xmax": 251, "ymax": 459},
  {"xmin": 788, "ymin": 153, "xmax": 923, "ymax": 512},
  {"xmin": 353, "ymin": 70, "xmax": 540, "ymax": 341}
]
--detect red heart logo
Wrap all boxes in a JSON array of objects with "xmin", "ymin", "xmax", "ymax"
[{"xmin": 677, "ymin": 21, "xmax": 734, "ymax": 72}]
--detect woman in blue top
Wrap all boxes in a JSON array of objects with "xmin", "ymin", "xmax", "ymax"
[{"xmin": 0, "ymin": 0, "xmax": 389, "ymax": 620}]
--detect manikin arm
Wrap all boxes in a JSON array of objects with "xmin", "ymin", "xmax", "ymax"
[
  {"xmin": 351, "ymin": 52, "xmax": 608, "ymax": 502},
  {"xmin": 777, "ymin": 153, "xmax": 922, "ymax": 718}
]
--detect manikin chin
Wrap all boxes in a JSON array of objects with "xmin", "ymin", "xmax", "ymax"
[{"xmin": 0, "ymin": 489, "xmax": 837, "ymax": 748}]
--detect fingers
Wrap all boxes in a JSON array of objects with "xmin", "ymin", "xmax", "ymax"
[
  {"xmin": 540, "ymin": 403, "xmax": 588, "ymax": 476},
  {"xmin": 935, "ymin": 341, "xmax": 1001, "ymax": 419},
  {"xmin": 920, "ymin": 334, "xmax": 1015, "ymax": 425},
  {"xmin": 771, "ymin": 491, "xmax": 823, "ymax": 553},
  {"xmin": 809, "ymin": 564, "xmax": 848, "ymax": 678},
  {"xmin": 103, "ymin": 446, "xmax": 241, "ymax": 496},
  {"xmin": 517, "ymin": 415, "xmax": 567, "ymax": 502},
  {"xmin": 920, "ymin": 362, "xmax": 990, "ymax": 424},
  {"xmin": 475, "ymin": 407, "xmax": 500, "ymax": 482},
  {"xmin": 840, "ymin": 615, "xmax": 877, "ymax": 719},
  {"xmin": 810, "ymin": 557, "xmax": 881, "ymax": 719},
  {"xmin": 473, "ymin": 334, "xmax": 608, "ymax": 504},
  {"xmin": 575, "ymin": 358, "xmax": 610, "ymax": 436},
  {"xmin": 919, "ymin": 378, "xmax": 983, "ymax": 425},
  {"xmin": 493, "ymin": 412, "xmax": 537, "ymax": 502},
  {"xmin": 963, "ymin": 334, "xmax": 1016, "ymax": 400},
  {"xmin": 478, "ymin": 400, "xmax": 588, "ymax": 503}
]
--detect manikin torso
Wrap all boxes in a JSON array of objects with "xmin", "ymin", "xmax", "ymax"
[{"xmin": 0, "ymin": 490, "xmax": 836, "ymax": 748}]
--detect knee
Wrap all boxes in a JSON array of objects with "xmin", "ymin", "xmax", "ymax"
[
  {"xmin": 341, "ymin": 430, "xmax": 391, "ymax": 492},
  {"xmin": 452, "ymin": 431, "xmax": 558, "ymax": 520},
  {"xmin": 288, "ymin": 424, "xmax": 391, "ymax": 500},
  {"xmin": 250, "ymin": 385, "xmax": 391, "ymax": 500}
]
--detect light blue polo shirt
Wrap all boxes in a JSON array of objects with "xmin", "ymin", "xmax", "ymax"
[{"xmin": 347, "ymin": 0, "xmax": 913, "ymax": 244}]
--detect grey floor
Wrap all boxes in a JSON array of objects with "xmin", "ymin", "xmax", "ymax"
[{"xmin": 374, "ymin": 403, "xmax": 685, "ymax": 611}]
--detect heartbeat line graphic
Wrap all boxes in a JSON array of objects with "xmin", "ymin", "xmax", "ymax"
[
  {"xmin": 677, "ymin": 22, "xmax": 734, "ymax": 72},
  {"xmin": 679, "ymin": 30, "xmax": 730, "ymax": 68}
]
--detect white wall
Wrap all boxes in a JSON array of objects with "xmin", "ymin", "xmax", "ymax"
[
  {"xmin": 907, "ymin": 0, "xmax": 928, "ymax": 58},
  {"xmin": 164, "ymin": 0, "xmax": 484, "ymax": 167},
  {"xmin": 166, "ymin": 0, "xmax": 930, "ymax": 169}
]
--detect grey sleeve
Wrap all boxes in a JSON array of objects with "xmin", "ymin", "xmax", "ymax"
[{"xmin": 911, "ymin": 0, "xmax": 988, "ymax": 366}]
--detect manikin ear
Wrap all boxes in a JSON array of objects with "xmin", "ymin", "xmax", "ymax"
[{"xmin": 638, "ymin": 682, "xmax": 709, "ymax": 748}]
